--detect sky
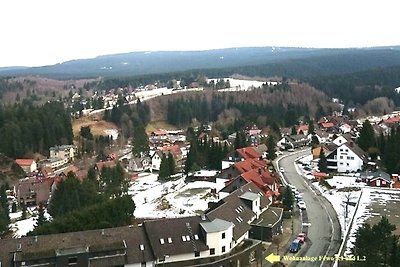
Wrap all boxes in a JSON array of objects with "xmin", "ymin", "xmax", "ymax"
[{"xmin": 0, "ymin": 0, "xmax": 399, "ymax": 67}]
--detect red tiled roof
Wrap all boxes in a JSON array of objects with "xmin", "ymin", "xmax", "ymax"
[
  {"xmin": 384, "ymin": 116, "xmax": 400, "ymax": 124},
  {"xmin": 152, "ymin": 129, "xmax": 168, "ymax": 135},
  {"xmin": 15, "ymin": 159, "xmax": 35, "ymax": 166},
  {"xmin": 321, "ymin": 122, "xmax": 334, "ymax": 128},
  {"xmin": 160, "ymin": 144, "xmax": 181, "ymax": 155},
  {"xmin": 234, "ymin": 158, "xmax": 265, "ymax": 173},
  {"xmin": 236, "ymin": 147, "xmax": 261, "ymax": 160},
  {"xmin": 241, "ymin": 168, "xmax": 275, "ymax": 187}
]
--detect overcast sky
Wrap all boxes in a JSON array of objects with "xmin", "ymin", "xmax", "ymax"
[{"xmin": 1, "ymin": 0, "xmax": 399, "ymax": 67}]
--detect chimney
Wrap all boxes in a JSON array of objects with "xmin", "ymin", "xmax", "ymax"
[
  {"xmin": 201, "ymin": 214, "xmax": 206, "ymax": 221},
  {"xmin": 350, "ymin": 141, "xmax": 354, "ymax": 147}
]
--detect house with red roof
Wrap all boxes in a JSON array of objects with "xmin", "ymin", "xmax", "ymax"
[
  {"xmin": 15, "ymin": 159, "xmax": 37, "ymax": 174},
  {"xmin": 236, "ymin": 147, "xmax": 262, "ymax": 160}
]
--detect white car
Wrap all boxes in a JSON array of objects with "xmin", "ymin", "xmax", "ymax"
[{"xmin": 297, "ymin": 201, "xmax": 306, "ymax": 210}]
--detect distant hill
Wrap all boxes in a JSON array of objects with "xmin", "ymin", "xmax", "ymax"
[{"xmin": 1, "ymin": 46, "xmax": 400, "ymax": 79}]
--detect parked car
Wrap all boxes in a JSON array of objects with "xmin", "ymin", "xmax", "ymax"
[
  {"xmin": 289, "ymin": 239, "xmax": 301, "ymax": 253},
  {"xmin": 297, "ymin": 233, "xmax": 306, "ymax": 243},
  {"xmin": 297, "ymin": 200, "xmax": 306, "ymax": 210}
]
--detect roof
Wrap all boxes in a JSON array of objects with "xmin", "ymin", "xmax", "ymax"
[
  {"xmin": 0, "ymin": 226, "xmax": 155, "ymax": 265},
  {"xmin": 360, "ymin": 170, "xmax": 391, "ymax": 182},
  {"xmin": 143, "ymin": 216, "xmax": 209, "ymax": 258},
  {"xmin": 236, "ymin": 147, "xmax": 261, "ymax": 160},
  {"xmin": 343, "ymin": 142, "xmax": 368, "ymax": 162},
  {"xmin": 14, "ymin": 177, "xmax": 54, "ymax": 204},
  {"xmin": 95, "ymin": 161, "xmax": 117, "ymax": 170},
  {"xmin": 234, "ymin": 158, "xmax": 265, "ymax": 173},
  {"xmin": 321, "ymin": 122, "xmax": 334, "ymax": 128},
  {"xmin": 15, "ymin": 159, "xmax": 35, "ymax": 166},
  {"xmin": 207, "ymin": 182, "xmax": 270, "ymax": 240},
  {"xmin": 200, "ymin": 218, "xmax": 233, "ymax": 233},
  {"xmin": 251, "ymin": 207, "xmax": 283, "ymax": 227},
  {"xmin": 239, "ymin": 191, "xmax": 260, "ymax": 201},
  {"xmin": 253, "ymin": 144, "xmax": 268, "ymax": 154}
]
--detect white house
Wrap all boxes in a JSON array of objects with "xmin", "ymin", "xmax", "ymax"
[
  {"xmin": 150, "ymin": 150, "xmax": 164, "ymax": 171},
  {"xmin": 326, "ymin": 142, "xmax": 368, "ymax": 173},
  {"xmin": 49, "ymin": 145, "xmax": 77, "ymax": 161},
  {"xmin": 200, "ymin": 218, "xmax": 234, "ymax": 256},
  {"xmin": 15, "ymin": 159, "xmax": 37, "ymax": 173}
]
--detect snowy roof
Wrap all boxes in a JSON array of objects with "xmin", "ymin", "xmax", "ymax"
[{"xmin": 239, "ymin": 191, "xmax": 260, "ymax": 201}]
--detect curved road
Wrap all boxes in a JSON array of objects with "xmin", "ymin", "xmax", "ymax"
[{"xmin": 277, "ymin": 150, "xmax": 341, "ymax": 267}]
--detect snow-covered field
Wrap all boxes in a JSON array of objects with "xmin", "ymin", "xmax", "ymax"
[
  {"xmin": 129, "ymin": 172, "xmax": 218, "ymax": 218},
  {"xmin": 296, "ymin": 155, "xmax": 400, "ymax": 256}
]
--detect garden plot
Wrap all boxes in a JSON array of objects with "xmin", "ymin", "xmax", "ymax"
[{"xmin": 129, "ymin": 172, "xmax": 218, "ymax": 218}]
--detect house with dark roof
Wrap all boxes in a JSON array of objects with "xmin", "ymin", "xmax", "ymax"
[
  {"xmin": 13, "ymin": 176, "xmax": 54, "ymax": 206},
  {"xmin": 326, "ymin": 141, "xmax": 368, "ymax": 173},
  {"xmin": 143, "ymin": 216, "xmax": 209, "ymax": 265},
  {"xmin": 359, "ymin": 170, "xmax": 392, "ymax": 187},
  {"xmin": 277, "ymin": 134, "xmax": 308, "ymax": 150},
  {"xmin": 0, "ymin": 225, "xmax": 155, "ymax": 267}
]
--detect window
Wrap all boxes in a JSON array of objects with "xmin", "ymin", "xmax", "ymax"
[
  {"xmin": 139, "ymin": 244, "xmax": 145, "ymax": 251},
  {"xmin": 222, "ymin": 232, "xmax": 225, "ymax": 239},
  {"xmin": 194, "ymin": 251, "xmax": 200, "ymax": 257},
  {"xmin": 210, "ymin": 248, "xmax": 215, "ymax": 255},
  {"xmin": 222, "ymin": 246, "xmax": 226, "ymax": 253},
  {"xmin": 340, "ymin": 156, "xmax": 343, "ymax": 159},
  {"xmin": 68, "ymin": 257, "xmax": 77, "ymax": 265},
  {"xmin": 160, "ymin": 238, "xmax": 165, "ymax": 244},
  {"xmin": 141, "ymin": 262, "xmax": 146, "ymax": 267},
  {"xmin": 194, "ymin": 234, "xmax": 199, "ymax": 240},
  {"xmin": 167, "ymin": 237, "xmax": 172, "ymax": 243}
]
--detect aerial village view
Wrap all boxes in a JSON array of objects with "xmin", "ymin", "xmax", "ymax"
[{"xmin": 1, "ymin": 1, "xmax": 400, "ymax": 267}]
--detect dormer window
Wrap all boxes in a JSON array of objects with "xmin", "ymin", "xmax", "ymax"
[
  {"xmin": 139, "ymin": 244, "xmax": 145, "ymax": 251},
  {"xmin": 160, "ymin": 238, "xmax": 165, "ymax": 244},
  {"xmin": 168, "ymin": 237, "xmax": 172, "ymax": 243},
  {"xmin": 194, "ymin": 234, "xmax": 199, "ymax": 240}
]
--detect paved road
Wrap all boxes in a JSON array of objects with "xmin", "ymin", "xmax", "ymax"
[{"xmin": 277, "ymin": 150, "xmax": 341, "ymax": 267}]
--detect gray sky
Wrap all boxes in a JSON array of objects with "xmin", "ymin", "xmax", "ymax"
[{"xmin": 1, "ymin": 0, "xmax": 399, "ymax": 67}]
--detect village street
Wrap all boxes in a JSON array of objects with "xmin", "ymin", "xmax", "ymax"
[{"xmin": 276, "ymin": 150, "xmax": 342, "ymax": 267}]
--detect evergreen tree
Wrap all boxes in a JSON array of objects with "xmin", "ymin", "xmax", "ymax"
[
  {"xmin": 21, "ymin": 201, "xmax": 27, "ymax": 219},
  {"xmin": 0, "ymin": 206, "xmax": 8, "ymax": 234},
  {"xmin": 318, "ymin": 149, "xmax": 329, "ymax": 173},
  {"xmin": 0, "ymin": 185, "xmax": 9, "ymax": 224},
  {"xmin": 352, "ymin": 217, "xmax": 399, "ymax": 267},
  {"xmin": 132, "ymin": 125, "xmax": 150, "ymax": 157},
  {"xmin": 291, "ymin": 126, "xmax": 297, "ymax": 135},
  {"xmin": 267, "ymin": 136, "xmax": 277, "ymax": 160},
  {"xmin": 167, "ymin": 152, "xmax": 176, "ymax": 176},
  {"xmin": 185, "ymin": 141, "xmax": 197, "ymax": 174},
  {"xmin": 358, "ymin": 120, "xmax": 375, "ymax": 152},
  {"xmin": 35, "ymin": 204, "xmax": 47, "ymax": 227},
  {"xmin": 159, "ymin": 154, "xmax": 169, "ymax": 180},
  {"xmin": 282, "ymin": 186, "xmax": 294, "ymax": 211}
]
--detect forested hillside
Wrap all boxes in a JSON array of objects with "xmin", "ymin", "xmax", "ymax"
[
  {"xmin": 305, "ymin": 65, "xmax": 400, "ymax": 106},
  {"xmin": 148, "ymin": 82, "xmax": 337, "ymax": 129},
  {"xmin": 2, "ymin": 47, "xmax": 400, "ymax": 79},
  {"xmin": 0, "ymin": 101, "xmax": 73, "ymax": 158}
]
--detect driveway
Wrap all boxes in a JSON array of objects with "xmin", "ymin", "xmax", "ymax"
[{"xmin": 276, "ymin": 150, "xmax": 341, "ymax": 267}]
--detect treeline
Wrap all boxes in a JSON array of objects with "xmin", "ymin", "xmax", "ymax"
[
  {"xmin": 0, "ymin": 101, "xmax": 73, "ymax": 158},
  {"xmin": 104, "ymin": 99, "xmax": 150, "ymax": 137},
  {"xmin": 306, "ymin": 65, "xmax": 400, "ymax": 106},
  {"xmin": 166, "ymin": 92, "xmax": 316, "ymax": 128},
  {"xmin": 185, "ymin": 136, "xmax": 230, "ymax": 173},
  {"xmin": 30, "ymin": 165, "xmax": 133, "ymax": 235},
  {"xmin": 0, "ymin": 77, "xmax": 23, "ymax": 94}
]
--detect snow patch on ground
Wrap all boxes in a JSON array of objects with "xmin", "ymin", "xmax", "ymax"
[{"xmin": 129, "ymin": 172, "xmax": 218, "ymax": 218}]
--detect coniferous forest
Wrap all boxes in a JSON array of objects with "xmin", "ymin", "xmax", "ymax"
[{"xmin": 0, "ymin": 101, "xmax": 73, "ymax": 158}]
